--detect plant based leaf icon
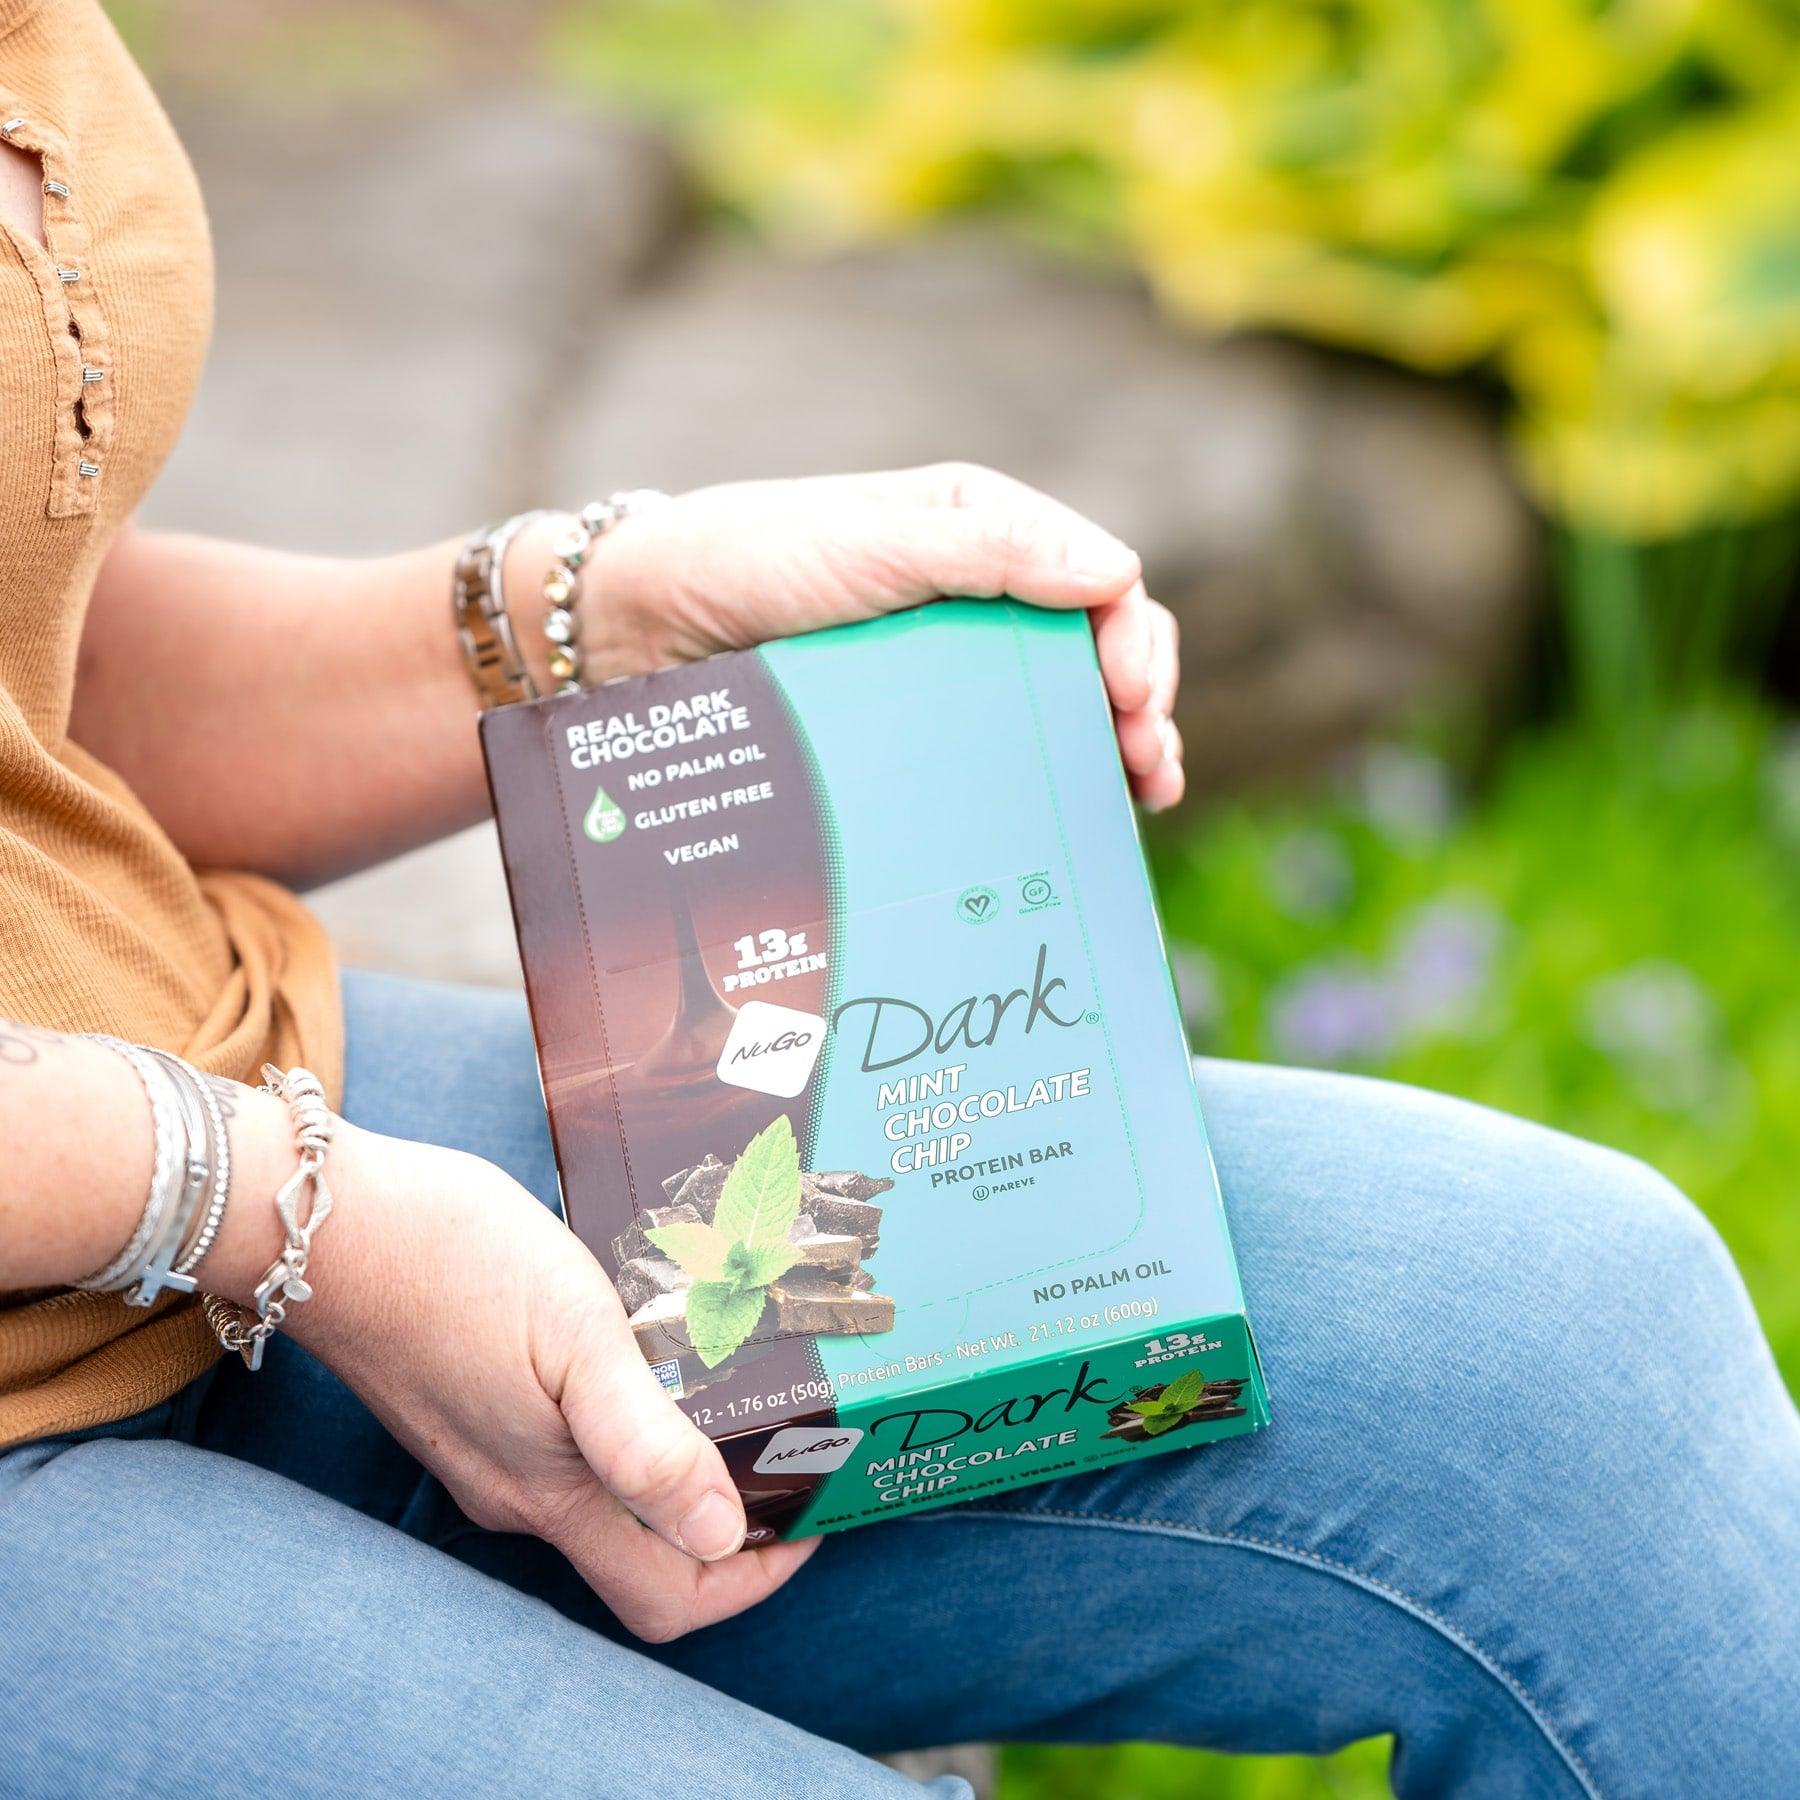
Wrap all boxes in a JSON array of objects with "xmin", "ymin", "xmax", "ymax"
[{"xmin": 582, "ymin": 785, "xmax": 626, "ymax": 844}]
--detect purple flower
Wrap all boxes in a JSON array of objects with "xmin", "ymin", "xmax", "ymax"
[
  {"xmin": 1269, "ymin": 829, "xmax": 1354, "ymax": 920},
  {"xmin": 1584, "ymin": 961, "xmax": 1715, "ymax": 1062},
  {"xmin": 1390, "ymin": 898, "xmax": 1503, "ymax": 1033},
  {"xmin": 1268, "ymin": 963, "xmax": 1397, "ymax": 1064},
  {"xmin": 1583, "ymin": 961, "xmax": 1724, "ymax": 1111},
  {"xmin": 1354, "ymin": 745, "xmax": 1457, "ymax": 846}
]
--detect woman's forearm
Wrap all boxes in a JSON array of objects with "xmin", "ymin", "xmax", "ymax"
[
  {"xmin": 71, "ymin": 516, "xmax": 579, "ymax": 890},
  {"xmin": 0, "ymin": 1018, "xmax": 305, "ymax": 1306}
]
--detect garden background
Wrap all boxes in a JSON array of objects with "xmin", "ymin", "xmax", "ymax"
[{"xmin": 118, "ymin": 2, "xmax": 1799, "ymax": 1795}]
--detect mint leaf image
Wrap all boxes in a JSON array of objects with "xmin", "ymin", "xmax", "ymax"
[
  {"xmin": 1140, "ymin": 1412, "xmax": 1182, "ymax": 1436},
  {"xmin": 1160, "ymin": 1368, "xmax": 1206, "ymax": 1414},
  {"xmin": 714, "ymin": 1115, "xmax": 803, "ymax": 1249},
  {"xmin": 726, "ymin": 1238, "xmax": 803, "ymax": 1291},
  {"xmin": 685, "ymin": 1279, "xmax": 770, "ymax": 1368},
  {"xmin": 1125, "ymin": 1399, "xmax": 1165, "ymax": 1417},
  {"xmin": 645, "ymin": 1219, "xmax": 732, "ymax": 1282}
]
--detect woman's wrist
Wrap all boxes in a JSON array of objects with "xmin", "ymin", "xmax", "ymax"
[{"xmin": 501, "ymin": 506, "xmax": 663, "ymax": 694}]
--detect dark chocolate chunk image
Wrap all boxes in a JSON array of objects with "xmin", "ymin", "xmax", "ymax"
[
  {"xmin": 767, "ymin": 1280, "xmax": 895, "ymax": 1337},
  {"xmin": 610, "ymin": 1200, "xmax": 703, "ymax": 1269},
  {"xmin": 775, "ymin": 1265, "xmax": 879, "ymax": 1297},
  {"xmin": 1101, "ymin": 1376, "xmax": 1248, "ymax": 1442},
  {"xmin": 660, "ymin": 1165, "xmax": 694, "ymax": 1203},
  {"xmin": 671, "ymin": 1154, "xmax": 729, "ymax": 1221},
  {"xmin": 786, "ymin": 1232, "xmax": 864, "ymax": 1279},
  {"xmin": 615, "ymin": 1255, "xmax": 687, "ymax": 1315},
  {"xmin": 804, "ymin": 1191, "xmax": 883, "ymax": 1249},
  {"xmin": 628, "ymin": 1289, "xmax": 741, "ymax": 1363},
  {"xmin": 806, "ymin": 1170, "xmax": 895, "ymax": 1203},
  {"xmin": 626, "ymin": 1272, "xmax": 895, "ymax": 1367}
]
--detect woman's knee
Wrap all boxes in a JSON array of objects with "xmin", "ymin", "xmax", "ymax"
[{"xmin": 1195, "ymin": 1061, "xmax": 1766, "ymax": 1463}]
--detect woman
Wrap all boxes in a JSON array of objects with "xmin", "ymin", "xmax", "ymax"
[{"xmin": 3, "ymin": 4, "xmax": 1796, "ymax": 1795}]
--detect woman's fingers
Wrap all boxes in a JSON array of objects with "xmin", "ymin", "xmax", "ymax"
[
  {"xmin": 1134, "ymin": 725, "xmax": 1186, "ymax": 812},
  {"xmin": 1092, "ymin": 582, "xmax": 1155, "ymax": 714},
  {"xmin": 555, "ymin": 1294, "xmax": 748, "ymax": 1566},
  {"xmin": 1115, "ymin": 600, "xmax": 1184, "ymax": 810},
  {"xmin": 1148, "ymin": 599, "xmax": 1180, "ymax": 718},
  {"xmin": 544, "ymin": 1475, "xmax": 822, "ymax": 1641},
  {"xmin": 867, "ymin": 495, "xmax": 1140, "ymax": 611}
]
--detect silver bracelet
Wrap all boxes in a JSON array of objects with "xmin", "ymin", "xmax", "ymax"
[
  {"xmin": 540, "ymin": 490, "xmax": 670, "ymax": 695},
  {"xmin": 168, "ymin": 1057, "xmax": 232, "ymax": 1278},
  {"xmin": 121, "ymin": 1052, "xmax": 215, "ymax": 1309},
  {"xmin": 74, "ymin": 1036, "xmax": 184, "ymax": 1293},
  {"xmin": 203, "ymin": 1064, "xmax": 335, "ymax": 1372},
  {"xmin": 452, "ymin": 508, "xmax": 552, "ymax": 709}
]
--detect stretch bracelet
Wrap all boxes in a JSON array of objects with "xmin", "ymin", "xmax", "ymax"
[
  {"xmin": 74, "ymin": 1036, "xmax": 183, "ymax": 1293},
  {"xmin": 74, "ymin": 1039, "xmax": 233, "ymax": 1307},
  {"xmin": 164, "ymin": 1053, "xmax": 232, "ymax": 1279},
  {"xmin": 540, "ymin": 491, "xmax": 669, "ymax": 695},
  {"xmin": 121, "ymin": 1051, "xmax": 213, "ymax": 1308},
  {"xmin": 203, "ymin": 1064, "xmax": 335, "ymax": 1372}
]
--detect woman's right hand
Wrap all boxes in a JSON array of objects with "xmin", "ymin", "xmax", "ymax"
[{"xmin": 265, "ymin": 1122, "xmax": 817, "ymax": 1641}]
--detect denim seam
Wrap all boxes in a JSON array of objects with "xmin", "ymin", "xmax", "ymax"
[{"xmin": 947, "ymin": 1505, "xmax": 1604, "ymax": 1800}]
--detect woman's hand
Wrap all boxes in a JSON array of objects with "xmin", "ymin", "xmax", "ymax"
[
  {"xmin": 535, "ymin": 464, "xmax": 1185, "ymax": 811},
  {"xmin": 275, "ymin": 1123, "xmax": 811, "ymax": 1642}
]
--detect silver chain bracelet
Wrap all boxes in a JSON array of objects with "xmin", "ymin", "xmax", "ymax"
[{"xmin": 203, "ymin": 1063, "xmax": 335, "ymax": 1372}]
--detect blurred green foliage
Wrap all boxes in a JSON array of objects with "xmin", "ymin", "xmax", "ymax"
[
  {"xmin": 1154, "ymin": 704, "xmax": 1800, "ymax": 1382},
  {"xmin": 1003, "ymin": 1736, "xmax": 1393, "ymax": 1799},
  {"xmin": 1003, "ymin": 698, "xmax": 1800, "ymax": 1797},
  {"xmin": 552, "ymin": 0, "xmax": 1800, "ymax": 542}
]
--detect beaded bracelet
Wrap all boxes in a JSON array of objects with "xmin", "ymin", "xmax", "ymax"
[{"xmin": 540, "ymin": 490, "xmax": 670, "ymax": 694}]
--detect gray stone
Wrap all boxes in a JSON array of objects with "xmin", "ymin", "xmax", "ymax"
[
  {"xmin": 549, "ymin": 236, "xmax": 1539, "ymax": 792},
  {"xmin": 147, "ymin": 94, "xmax": 685, "ymax": 554}
]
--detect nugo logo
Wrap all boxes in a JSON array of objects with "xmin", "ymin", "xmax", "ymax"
[
  {"xmin": 752, "ymin": 1425, "xmax": 865, "ymax": 1475},
  {"xmin": 716, "ymin": 1000, "xmax": 827, "ymax": 1099}
]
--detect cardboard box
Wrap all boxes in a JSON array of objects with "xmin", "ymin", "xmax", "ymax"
[{"xmin": 481, "ymin": 599, "xmax": 1268, "ymax": 1541}]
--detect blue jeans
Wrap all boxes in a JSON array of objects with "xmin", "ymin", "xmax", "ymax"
[{"xmin": 3, "ymin": 969, "xmax": 1796, "ymax": 1798}]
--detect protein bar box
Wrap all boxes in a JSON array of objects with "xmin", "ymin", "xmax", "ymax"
[{"xmin": 480, "ymin": 599, "xmax": 1268, "ymax": 1543}]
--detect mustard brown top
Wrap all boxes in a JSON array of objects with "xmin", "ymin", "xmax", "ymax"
[{"xmin": 1, "ymin": 0, "xmax": 343, "ymax": 1447}]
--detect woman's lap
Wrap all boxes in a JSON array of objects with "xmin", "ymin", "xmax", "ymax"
[{"xmin": 5, "ymin": 967, "xmax": 1795, "ymax": 1797}]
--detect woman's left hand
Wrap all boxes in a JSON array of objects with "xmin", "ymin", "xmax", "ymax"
[{"xmin": 557, "ymin": 463, "xmax": 1184, "ymax": 811}]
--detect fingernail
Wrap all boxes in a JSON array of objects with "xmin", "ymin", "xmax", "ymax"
[
  {"xmin": 676, "ymin": 1490, "xmax": 744, "ymax": 1562},
  {"xmin": 1070, "ymin": 528, "xmax": 1138, "ymax": 583},
  {"xmin": 1157, "ymin": 714, "xmax": 1180, "ymax": 763}
]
